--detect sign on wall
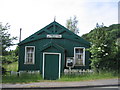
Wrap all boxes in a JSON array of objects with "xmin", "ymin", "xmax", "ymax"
[
  {"xmin": 66, "ymin": 57, "xmax": 74, "ymax": 67},
  {"xmin": 47, "ymin": 34, "xmax": 62, "ymax": 38}
]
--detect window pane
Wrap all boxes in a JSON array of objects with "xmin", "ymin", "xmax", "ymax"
[
  {"xmin": 76, "ymin": 49, "xmax": 79, "ymax": 53},
  {"xmin": 31, "ymin": 48, "xmax": 34, "ymax": 52},
  {"xmin": 31, "ymin": 53, "xmax": 33, "ymax": 57},
  {"xmin": 27, "ymin": 47, "xmax": 34, "ymax": 52},
  {"xmin": 80, "ymin": 49, "xmax": 83, "ymax": 53},
  {"xmin": 29, "ymin": 59, "xmax": 32, "ymax": 63},
  {"xmin": 76, "ymin": 49, "xmax": 83, "ymax": 53},
  {"xmin": 27, "ymin": 47, "xmax": 31, "ymax": 52},
  {"xmin": 78, "ymin": 55, "xmax": 81, "ymax": 59}
]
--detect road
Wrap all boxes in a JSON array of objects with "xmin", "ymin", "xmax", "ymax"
[
  {"xmin": 2, "ymin": 78, "xmax": 119, "ymax": 90},
  {"xmin": 1, "ymin": 86, "xmax": 119, "ymax": 90}
]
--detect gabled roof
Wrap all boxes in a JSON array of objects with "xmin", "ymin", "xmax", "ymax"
[{"xmin": 18, "ymin": 21, "xmax": 90, "ymax": 46}]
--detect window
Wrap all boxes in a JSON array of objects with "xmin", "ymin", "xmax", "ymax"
[
  {"xmin": 25, "ymin": 46, "xmax": 35, "ymax": 64},
  {"xmin": 74, "ymin": 47, "xmax": 85, "ymax": 66}
]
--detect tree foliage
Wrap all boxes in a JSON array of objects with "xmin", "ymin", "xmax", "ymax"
[
  {"xmin": 66, "ymin": 16, "xmax": 79, "ymax": 34},
  {"xmin": 0, "ymin": 23, "xmax": 18, "ymax": 74},
  {"xmin": 82, "ymin": 24, "xmax": 120, "ymax": 72},
  {"xmin": 0, "ymin": 23, "xmax": 17, "ymax": 56}
]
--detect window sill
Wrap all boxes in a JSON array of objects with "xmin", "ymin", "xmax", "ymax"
[
  {"xmin": 24, "ymin": 63, "xmax": 35, "ymax": 65},
  {"xmin": 74, "ymin": 65, "xmax": 85, "ymax": 66}
]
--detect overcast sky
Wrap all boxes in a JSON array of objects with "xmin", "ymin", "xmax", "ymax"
[{"xmin": 0, "ymin": 0, "xmax": 119, "ymax": 49}]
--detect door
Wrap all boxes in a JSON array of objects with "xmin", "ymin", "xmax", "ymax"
[{"xmin": 43, "ymin": 52, "xmax": 61, "ymax": 80}]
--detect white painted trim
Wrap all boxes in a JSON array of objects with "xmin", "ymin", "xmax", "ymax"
[
  {"xmin": 24, "ymin": 46, "xmax": 35, "ymax": 64},
  {"xmin": 43, "ymin": 52, "xmax": 61, "ymax": 79},
  {"xmin": 59, "ymin": 53, "xmax": 61, "ymax": 78},
  {"xmin": 43, "ymin": 53, "xmax": 45, "ymax": 78},
  {"xmin": 74, "ymin": 47, "xmax": 85, "ymax": 66}
]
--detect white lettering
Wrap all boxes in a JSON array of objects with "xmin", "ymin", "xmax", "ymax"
[{"xmin": 47, "ymin": 34, "xmax": 62, "ymax": 38}]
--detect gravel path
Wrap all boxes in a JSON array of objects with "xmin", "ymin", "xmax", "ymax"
[{"xmin": 2, "ymin": 78, "xmax": 119, "ymax": 88}]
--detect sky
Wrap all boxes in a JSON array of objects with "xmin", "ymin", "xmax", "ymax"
[{"xmin": 0, "ymin": 0, "xmax": 119, "ymax": 50}]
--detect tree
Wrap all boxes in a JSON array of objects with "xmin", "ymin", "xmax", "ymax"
[
  {"xmin": 82, "ymin": 24, "xmax": 120, "ymax": 73},
  {"xmin": 0, "ymin": 23, "xmax": 18, "ymax": 74},
  {"xmin": 66, "ymin": 16, "xmax": 79, "ymax": 34},
  {"xmin": 0, "ymin": 23, "xmax": 17, "ymax": 56},
  {"xmin": 88, "ymin": 26, "xmax": 118, "ymax": 72}
]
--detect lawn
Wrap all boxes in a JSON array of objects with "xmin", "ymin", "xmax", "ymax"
[
  {"xmin": 2, "ymin": 62, "xmax": 118, "ymax": 83},
  {"xmin": 2, "ymin": 72, "xmax": 118, "ymax": 84},
  {"xmin": 59, "ymin": 72, "xmax": 118, "ymax": 81},
  {"xmin": 2, "ymin": 73, "xmax": 43, "ymax": 84},
  {"xmin": 2, "ymin": 61, "xmax": 118, "ymax": 83}
]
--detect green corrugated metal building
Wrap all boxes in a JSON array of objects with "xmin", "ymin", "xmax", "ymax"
[{"xmin": 18, "ymin": 21, "xmax": 90, "ymax": 80}]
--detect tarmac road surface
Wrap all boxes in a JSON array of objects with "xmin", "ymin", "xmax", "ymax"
[
  {"xmin": 1, "ymin": 78, "xmax": 119, "ymax": 90},
  {"xmin": 1, "ymin": 86, "xmax": 119, "ymax": 90}
]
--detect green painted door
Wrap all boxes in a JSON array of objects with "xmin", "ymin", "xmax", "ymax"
[{"xmin": 43, "ymin": 53, "xmax": 61, "ymax": 80}]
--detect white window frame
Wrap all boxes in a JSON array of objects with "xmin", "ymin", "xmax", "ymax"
[
  {"xmin": 24, "ymin": 46, "xmax": 35, "ymax": 64},
  {"xmin": 74, "ymin": 47, "xmax": 85, "ymax": 66}
]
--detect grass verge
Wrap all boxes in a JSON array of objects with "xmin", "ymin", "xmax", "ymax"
[
  {"xmin": 2, "ymin": 73, "xmax": 43, "ymax": 84},
  {"xmin": 2, "ymin": 72, "xmax": 118, "ymax": 84},
  {"xmin": 59, "ymin": 72, "xmax": 118, "ymax": 82}
]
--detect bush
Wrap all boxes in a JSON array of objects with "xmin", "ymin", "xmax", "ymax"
[
  {"xmin": 3, "ymin": 61, "xmax": 18, "ymax": 72},
  {"xmin": 2, "ymin": 54, "xmax": 18, "ymax": 64}
]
